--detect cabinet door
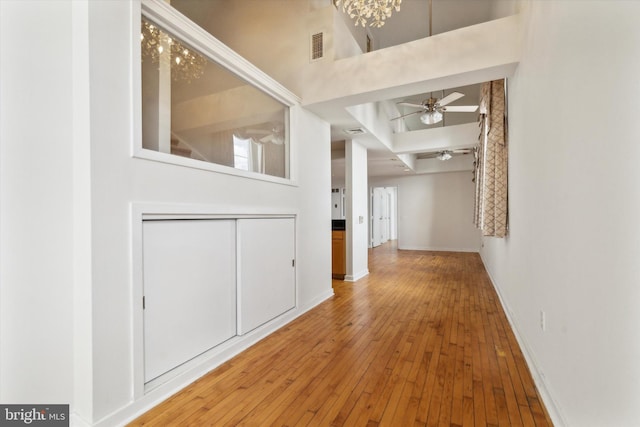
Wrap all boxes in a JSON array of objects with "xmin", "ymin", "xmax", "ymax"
[
  {"xmin": 332, "ymin": 230, "xmax": 346, "ymax": 277},
  {"xmin": 143, "ymin": 219, "xmax": 236, "ymax": 383},
  {"xmin": 237, "ymin": 218, "xmax": 295, "ymax": 334}
]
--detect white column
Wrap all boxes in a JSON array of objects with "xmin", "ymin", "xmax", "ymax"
[
  {"xmin": 344, "ymin": 139, "xmax": 369, "ymax": 281},
  {"xmin": 72, "ymin": 0, "xmax": 94, "ymax": 423}
]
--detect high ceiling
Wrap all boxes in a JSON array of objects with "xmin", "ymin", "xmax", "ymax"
[
  {"xmin": 329, "ymin": 82, "xmax": 482, "ymax": 179},
  {"xmin": 330, "ymin": 0, "xmax": 514, "ymax": 179},
  {"xmin": 169, "ymin": 0, "xmax": 517, "ymax": 180},
  {"xmin": 370, "ymin": 0, "xmax": 499, "ymax": 48}
]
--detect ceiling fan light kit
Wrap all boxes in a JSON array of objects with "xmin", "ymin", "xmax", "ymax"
[
  {"xmin": 420, "ymin": 110, "xmax": 443, "ymax": 125},
  {"xmin": 416, "ymin": 149, "xmax": 470, "ymax": 161},
  {"xmin": 437, "ymin": 151, "xmax": 453, "ymax": 161},
  {"xmin": 391, "ymin": 91, "xmax": 478, "ymax": 124}
]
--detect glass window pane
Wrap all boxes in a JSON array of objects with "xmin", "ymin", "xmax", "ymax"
[
  {"xmin": 141, "ymin": 17, "xmax": 289, "ymax": 179},
  {"xmin": 233, "ymin": 136, "xmax": 249, "ymax": 170}
]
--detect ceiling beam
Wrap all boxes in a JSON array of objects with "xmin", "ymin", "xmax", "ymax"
[
  {"xmin": 414, "ymin": 155, "xmax": 474, "ymax": 174},
  {"xmin": 393, "ymin": 122, "xmax": 478, "ymax": 154},
  {"xmin": 302, "ymin": 14, "xmax": 520, "ymax": 114}
]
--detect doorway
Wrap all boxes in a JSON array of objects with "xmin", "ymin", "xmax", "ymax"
[{"xmin": 370, "ymin": 186, "xmax": 397, "ymax": 248}]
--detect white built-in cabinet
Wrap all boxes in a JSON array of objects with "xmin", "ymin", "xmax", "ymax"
[
  {"xmin": 141, "ymin": 216, "xmax": 295, "ymax": 385},
  {"xmin": 237, "ymin": 218, "xmax": 296, "ymax": 334},
  {"xmin": 142, "ymin": 219, "xmax": 236, "ymax": 383}
]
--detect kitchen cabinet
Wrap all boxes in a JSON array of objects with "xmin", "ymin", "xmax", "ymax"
[{"xmin": 332, "ymin": 230, "xmax": 346, "ymax": 279}]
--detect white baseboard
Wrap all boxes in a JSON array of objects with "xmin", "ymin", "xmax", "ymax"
[
  {"xmin": 479, "ymin": 254, "xmax": 567, "ymax": 427},
  {"xmin": 93, "ymin": 289, "xmax": 334, "ymax": 427},
  {"xmin": 397, "ymin": 245, "xmax": 480, "ymax": 253},
  {"xmin": 344, "ymin": 269, "xmax": 369, "ymax": 282},
  {"xmin": 70, "ymin": 413, "xmax": 91, "ymax": 427}
]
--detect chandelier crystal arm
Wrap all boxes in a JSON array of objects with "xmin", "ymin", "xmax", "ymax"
[
  {"xmin": 335, "ymin": 0, "xmax": 402, "ymax": 28},
  {"xmin": 141, "ymin": 19, "xmax": 206, "ymax": 83}
]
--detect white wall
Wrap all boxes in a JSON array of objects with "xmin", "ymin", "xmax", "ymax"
[
  {"xmin": 0, "ymin": 0, "xmax": 76, "ymax": 407},
  {"xmin": 332, "ymin": 2, "xmax": 369, "ymax": 54},
  {"xmin": 333, "ymin": 6, "xmax": 365, "ymax": 59},
  {"xmin": 480, "ymin": 1, "xmax": 640, "ymax": 426},
  {"xmin": 1, "ymin": 0, "xmax": 333, "ymax": 425},
  {"xmin": 293, "ymin": 108, "xmax": 333, "ymax": 306},
  {"xmin": 490, "ymin": 0, "xmax": 521, "ymax": 19},
  {"xmin": 371, "ymin": 172, "xmax": 480, "ymax": 252},
  {"xmin": 171, "ymin": 0, "xmax": 335, "ymax": 95},
  {"xmin": 89, "ymin": 2, "xmax": 332, "ymax": 422}
]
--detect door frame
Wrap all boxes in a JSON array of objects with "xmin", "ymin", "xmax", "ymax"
[{"xmin": 370, "ymin": 186, "xmax": 398, "ymax": 248}]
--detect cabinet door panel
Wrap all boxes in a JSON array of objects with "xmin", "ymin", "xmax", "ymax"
[
  {"xmin": 237, "ymin": 218, "xmax": 295, "ymax": 334},
  {"xmin": 143, "ymin": 219, "xmax": 236, "ymax": 383}
]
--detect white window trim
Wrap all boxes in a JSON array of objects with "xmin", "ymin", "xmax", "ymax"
[{"xmin": 132, "ymin": 0, "xmax": 301, "ymax": 186}]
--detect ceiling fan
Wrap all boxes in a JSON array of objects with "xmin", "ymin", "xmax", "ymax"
[
  {"xmin": 417, "ymin": 148, "xmax": 472, "ymax": 161},
  {"xmin": 246, "ymin": 124, "xmax": 284, "ymax": 145},
  {"xmin": 391, "ymin": 92, "xmax": 478, "ymax": 125}
]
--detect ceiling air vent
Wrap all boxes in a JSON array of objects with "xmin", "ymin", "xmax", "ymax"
[
  {"xmin": 344, "ymin": 128, "xmax": 366, "ymax": 136},
  {"xmin": 310, "ymin": 32, "xmax": 324, "ymax": 61}
]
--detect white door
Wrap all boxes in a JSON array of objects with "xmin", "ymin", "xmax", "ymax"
[
  {"xmin": 386, "ymin": 187, "xmax": 398, "ymax": 240},
  {"xmin": 381, "ymin": 192, "xmax": 391, "ymax": 243},
  {"xmin": 377, "ymin": 190, "xmax": 390, "ymax": 244},
  {"xmin": 372, "ymin": 187, "xmax": 388, "ymax": 247},
  {"xmin": 371, "ymin": 188, "xmax": 381, "ymax": 247},
  {"xmin": 142, "ymin": 219, "xmax": 237, "ymax": 383},
  {"xmin": 237, "ymin": 218, "xmax": 296, "ymax": 334}
]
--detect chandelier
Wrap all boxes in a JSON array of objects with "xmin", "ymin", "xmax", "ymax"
[
  {"xmin": 335, "ymin": 0, "xmax": 402, "ymax": 28},
  {"xmin": 141, "ymin": 20, "xmax": 206, "ymax": 83}
]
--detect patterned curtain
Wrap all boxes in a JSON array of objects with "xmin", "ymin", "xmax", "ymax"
[{"xmin": 474, "ymin": 79, "xmax": 508, "ymax": 237}]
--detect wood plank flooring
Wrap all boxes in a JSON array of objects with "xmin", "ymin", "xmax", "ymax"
[{"xmin": 130, "ymin": 242, "xmax": 553, "ymax": 426}]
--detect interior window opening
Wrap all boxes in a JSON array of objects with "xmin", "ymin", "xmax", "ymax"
[{"xmin": 140, "ymin": 16, "xmax": 289, "ymax": 179}]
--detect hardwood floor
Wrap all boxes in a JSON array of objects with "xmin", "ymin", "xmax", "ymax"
[{"xmin": 130, "ymin": 242, "xmax": 553, "ymax": 426}]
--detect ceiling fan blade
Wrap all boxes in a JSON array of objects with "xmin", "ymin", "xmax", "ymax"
[
  {"xmin": 416, "ymin": 152, "xmax": 439, "ymax": 159},
  {"xmin": 390, "ymin": 110, "xmax": 423, "ymax": 121},
  {"xmin": 442, "ymin": 105, "xmax": 478, "ymax": 113},
  {"xmin": 397, "ymin": 102, "xmax": 425, "ymax": 109},
  {"xmin": 437, "ymin": 91, "xmax": 465, "ymax": 107},
  {"xmin": 417, "ymin": 149, "xmax": 472, "ymax": 159}
]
